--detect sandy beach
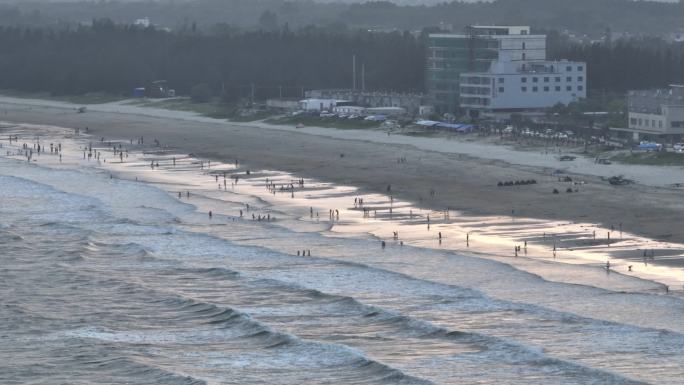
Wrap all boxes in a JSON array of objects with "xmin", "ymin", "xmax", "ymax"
[
  {"xmin": 2, "ymin": 95, "xmax": 684, "ymax": 249},
  {"xmin": 3, "ymin": 105, "xmax": 684, "ymax": 384}
]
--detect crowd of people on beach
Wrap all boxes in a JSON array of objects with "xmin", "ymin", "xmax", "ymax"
[{"xmin": 1, "ymin": 127, "xmax": 677, "ymax": 293}]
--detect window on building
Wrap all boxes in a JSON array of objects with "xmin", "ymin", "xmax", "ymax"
[
  {"xmin": 544, "ymin": 77, "xmax": 549, "ymax": 83},
  {"xmin": 522, "ymin": 42, "xmax": 526, "ymax": 49},
  {"xmin": 652, "ymin": 120, "xmax": 656, "ymax": 127},
  {"xmin": 566, "ymin": 76, "xmax": 572, "ymax": 82},
  {"xmin": 544, "ymin": 86, "xmax": 549, "ymax": 92},
  {"xmin": 578, "ymin": 86, "xmax": 584, "ymax": 91},
  {"xmin": 566, "ymin": 86, "xmax": 572, "ymax": 91},
  {"xmin": 521, "ymin": 77, "xmax": 527, "ymax": 83},
  {"xmin": 578, "ymin": 66, "xmax": 584, "ymax": 71},
  {"xmin": 555, "ymin": 77, "xmax": 561, "ymax": 82},
  {"xmin": 578, "ymin": 76, "xmax": 584, "ymax": 82},
  {"xmin": 566, "ymin": 66, "xmax": 572, "ymax": 71},
  {"xmin": 630, "ymin": 118, "xmax": 637, "ymax": 125},
  {"xmin": 533, "ymin": 77, "xmax": 538, "ymax": 83},
  {"xmin": 521, "ymin": 86, "xmax": 527, "ymax": 92},
  {"xmin": 638, "ymin": 118, "xmax": 643, "ymax": 125},
  {"xmin": 555, "ymin": 86, "xmax": 561, "ymax": 91},
  {"xmin": 673, "ymin": 121, "xmax": 684, "ymax": 128},
  {"xmin": 532, "ymin": 86, "xmax": 538, "ymax": 92},
  {"xmin": 499, "ymin": 87, "xmax": 505, "ymax": 93},
  {"xmin": 498, "ymin": 77, "xmax": 505, "ymax": 83},
  {"xmin": 522, "ymin": 53, "xmax": 526, "ymax": 60},
  {"xmin": 659, "ymin": 121, "xmax": 663, "ymax": 128}
]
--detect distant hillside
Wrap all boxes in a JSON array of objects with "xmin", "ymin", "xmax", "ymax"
[{"xmin": 0, "ymin": 0, "xmax": 682, "ymax": 38}]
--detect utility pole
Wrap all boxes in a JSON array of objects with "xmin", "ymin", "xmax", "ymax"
[
  {"xmin": 352, "ymin": 54, "xmax": 357, "ymax": 91},
  {"xmin": 361, "ymin": 63, "xmax": 366, "ymax": 91}
]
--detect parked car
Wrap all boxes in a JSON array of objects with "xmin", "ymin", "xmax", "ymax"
[{"xmin": 673, "ymin": 143, "xmax": 684, "ymax": 153}]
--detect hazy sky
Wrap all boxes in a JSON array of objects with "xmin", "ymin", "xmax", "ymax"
[{"xmin": 0, "ymin": 0, "xmax": 676, "ymax": 4}]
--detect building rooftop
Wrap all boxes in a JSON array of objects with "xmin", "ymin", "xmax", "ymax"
[
  {"xmin": 429, "ymin": 33, "xmax": 544, "ymax": 39},
  {"xmin": 468, "ymin": 26, "xmax": 531, "ymax": 35}
]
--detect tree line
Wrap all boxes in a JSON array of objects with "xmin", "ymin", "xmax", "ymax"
[
  {"xmin": 550, "ymin": 35, "xmax": 684, "ymax": 93},
  {"xmin": 1, "ymin": 20, "xmax": 684, "ymax": 100},
  {"xmin": 0, "ymin": 20, "xmax": 425, "ymax": 99}
]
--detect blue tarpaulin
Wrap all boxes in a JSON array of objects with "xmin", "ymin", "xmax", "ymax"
[{"xmin": 416, "ymin": 120, "xmax": 474, "ymax": 132}]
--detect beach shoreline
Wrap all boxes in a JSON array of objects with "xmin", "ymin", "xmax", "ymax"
[{"xmin": 2, "ymin": 95, "xmax": 684, "ymax": 251}]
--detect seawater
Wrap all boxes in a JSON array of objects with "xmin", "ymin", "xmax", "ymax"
[{"xmin": 1, "ymin": 123, "xmax": 683, "ymax": 385}]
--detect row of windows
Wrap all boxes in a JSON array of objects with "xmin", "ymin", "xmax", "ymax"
[
  {"xmin": 515, "ymin": 85, "xmax": 583, "ymax": 93},
  {"xmin": 631, "ymin": 118, "xmax": 664, "ymax": 128},
  {"xmin": 629, "ymin": 118, "xmax": 684, "ymax": 129},
  {"xmin": 507, "ymin": 76, "xmax": 583, "ymax": 84}
]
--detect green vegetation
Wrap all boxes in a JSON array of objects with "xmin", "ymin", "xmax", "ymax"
[
  {"xmin": 0, "ymin": 21, "xmax": 424, "ymax": 98},
  {"xmin": 266, "ymin": 115, "xmax": 381, "ymax": 130},
  {"xmin": 125, "ymin": 98, "xmax": 230, "ymax": 119},
  {"xmin": 610, "ymin": 152, "xmax": 684, "ymax": 166},
  {"xmin": 126, "ymin": 98, "xmax": 275, "ymax": 122},
  {"xmin": 190, "ymin": 83, "xmax": 213, "ymax": 104},
  {"xmin": 1, "ymin": 19, "xmax": 684, "ymax": 104},
  {"xmin": 0, "ymin": 90, "xmax": 126, "ymax": 104}
]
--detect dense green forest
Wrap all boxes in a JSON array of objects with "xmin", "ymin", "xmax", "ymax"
[
  {"xmin": 549, "ymin": 34, "xmax": 684, "ymax": 92},
  {"xmin": 1, "ymin": 21, "xmax": 684, "ymax": 99},
  {"xmin": 2, "ymin": 0, "xmax": 684, "ymax": 38},
  {"xmin": 0, "ymin": 20, "xmax": 425, "ymax": 98}
]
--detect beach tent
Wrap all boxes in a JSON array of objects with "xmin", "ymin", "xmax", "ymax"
[
  {"xmin": 436, "ymin": 123, "xmax": 474, "ymax": 132},
  {"xmin": 416, "ymin": 120, "xmax": 440, "ymax": 127}
]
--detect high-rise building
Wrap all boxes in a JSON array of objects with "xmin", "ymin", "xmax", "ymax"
[{"xmin": 426, "ymin": 26, "xmax": 585, "ymax": 115}]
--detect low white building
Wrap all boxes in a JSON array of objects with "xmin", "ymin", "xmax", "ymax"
[
  {"xmin": 459, "ymin": 60, "xmax": 586, "ymax": 114},
  {"xmin": 298, "ymin": 99, "xmax": 346, "ymax": 112},
  {"xmin": 612, "ymin": 85, "xmax": 684, "ymax": 142},
  {"xmin": 333, "ymin": 105, "xmax": 366, "ymax": 115},
  {"xmin": 134, "ymin": 17, "xmax": 151, "ymax": 28}
]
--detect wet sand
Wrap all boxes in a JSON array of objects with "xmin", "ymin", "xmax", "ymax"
[{"xmin": 1, "ymin": 98, "xmax": 684, "ymax": 258}]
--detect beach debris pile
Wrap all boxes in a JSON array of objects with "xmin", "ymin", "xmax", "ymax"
[
  {"xmin": 604, "ymin": 175, "xmax": 635, "ymax": 186},
  {"xmin": 497, "ymin": 179, "xmax": 537, "ymax": 187}
]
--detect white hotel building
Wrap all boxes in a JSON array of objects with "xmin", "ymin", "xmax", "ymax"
[{"xmin": 454, "ymin": 26, "xmax": 586, "ymax": 116}]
